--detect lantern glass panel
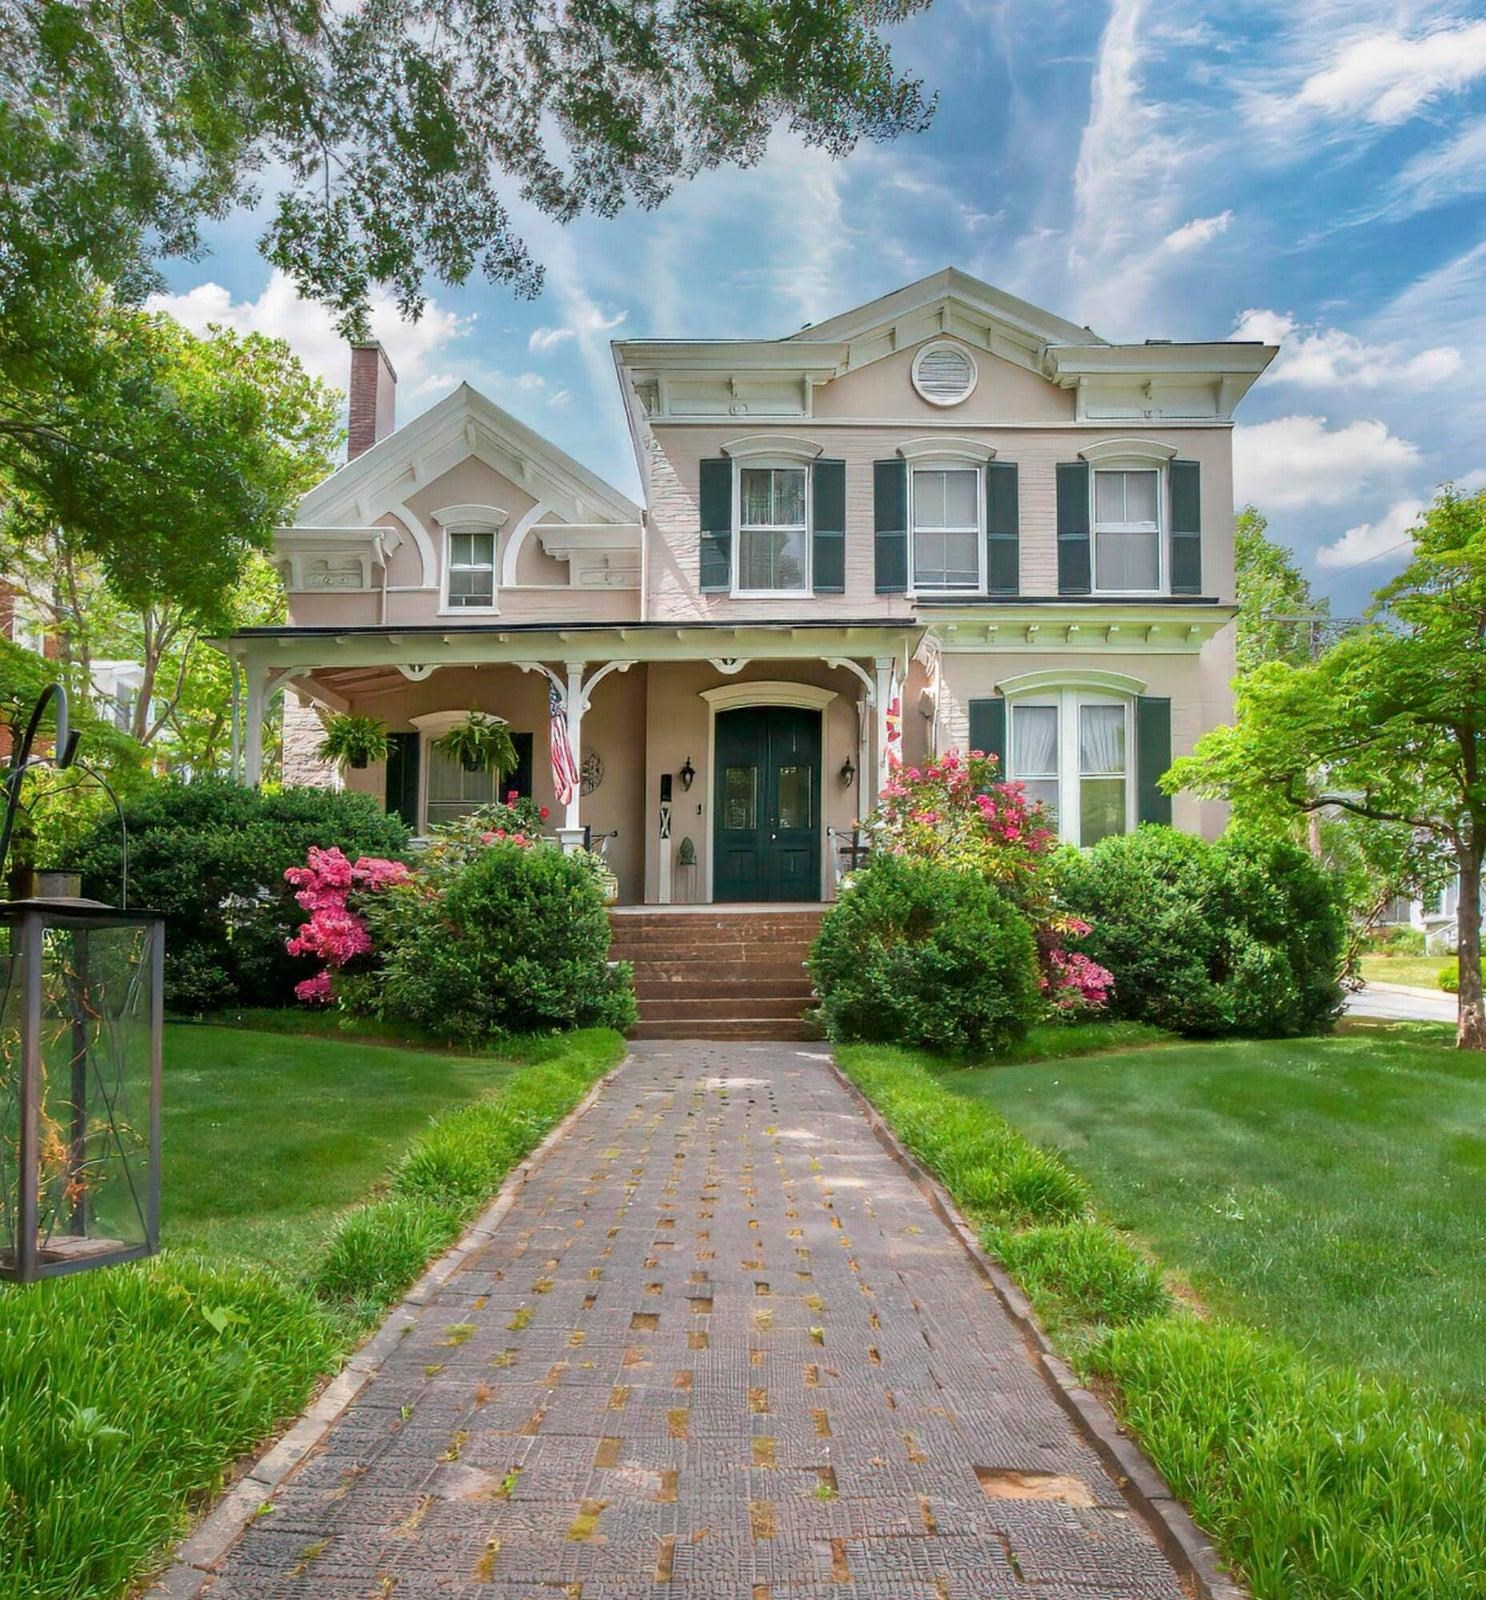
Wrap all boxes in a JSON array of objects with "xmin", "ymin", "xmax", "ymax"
[{"xmin": 1, "ymin": 906, "xmax": 161, "ymax": 1280}]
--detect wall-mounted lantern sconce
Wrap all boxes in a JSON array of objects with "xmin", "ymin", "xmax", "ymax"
[
  {"xmin": 839, "ymin": 753, "xmax": 857, "ymax": 789},
  {"xmin": 679, "ymin": 756, "xmax": 696, "ymax": 792}
]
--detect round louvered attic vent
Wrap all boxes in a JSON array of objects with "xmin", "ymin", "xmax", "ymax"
[{"xmin": 911, "ymin": 341, "xmax": 977, "ymax": 407}]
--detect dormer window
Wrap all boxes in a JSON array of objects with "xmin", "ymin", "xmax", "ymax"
[
  {"xmin": 447, "ymin": 531, "xmax": 496, "ymax": 608},
  {"xmin": 737, "ymin": 465, "xmax": 808, "ymax": 593}
]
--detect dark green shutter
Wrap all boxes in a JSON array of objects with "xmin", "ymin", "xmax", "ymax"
[
  {"xmin": 384, "ymin": 732, "xmax": 420, "ymax": 829},
  {"xmin": 1136, "ymin": 697, "xmax": 1172, "ymax": 825},
  {"xmin": 986, "ymin": 460, "xmax": 1019, "ymax": 595},
  {"xmin": 812, "ymin": 459, "xmax": 846, "ymax": 593},
  {"xmin": 967, "ymin": 697, "xmax": 1006, "ymax": 769},
  {"xmin": 1056, "ymin": 461, "xmax": 1091, "ymax": 594},
  {"xmin": 698, "ymin": 457, "xmax": 732, "ymax": 591},
  {"xmin": 1169, "ymin": 460, "xmax": 1202, "ymax": 594},
  {"xmin": 873, "ymin": 460, "xmax": 908, "ymax": 594}
]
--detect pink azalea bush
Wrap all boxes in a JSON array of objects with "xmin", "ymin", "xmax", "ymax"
[
  {"xmin": 284, "ymin": 846, "xmax": 410, "ymax": 1003},
  {"xmin": 861, "ymin": 748, "xmax": 1111, "ymax": 1018}
]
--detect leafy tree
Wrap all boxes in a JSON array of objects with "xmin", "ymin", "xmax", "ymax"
[
  {"xmin": 1169, "ymin": 489, "xmax": 1486, "ymax": 1049},
  {"xmin": 1233, "ymin": 506, "xmax": 1328, "ymax": 676},
  {"xmin": 2, "ymin": 0, "xmax": 934, "ymax": 336}
]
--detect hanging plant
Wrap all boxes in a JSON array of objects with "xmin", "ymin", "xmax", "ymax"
[
  {"xmin": 433, "ymin": 711, "xmax": 519, "ymax": 777},
  {"xmin": 316, "ymin": 713, "xmax": 390, "ymax": 771}
]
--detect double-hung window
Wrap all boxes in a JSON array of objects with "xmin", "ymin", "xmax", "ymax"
[
  {"xmin": 1008, "ymin": 692, "xmax": 1131, "ymax": 847},
  {"xmin": 737, "ymin": 465, "xmax": 808, "ymax": 592},
  {"xmin": 1093, "ymin": 467, "xmax": 1160, "ymax": 592},
  {"xmin": 911, "ymin": 466, "xmax": 981, "ymax": 591},
  {"xmin": 447, "ymin": 531, "xmax": 496, "ymax": 608}
]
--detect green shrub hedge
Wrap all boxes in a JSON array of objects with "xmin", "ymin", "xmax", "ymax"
[
  {"xmin": 1055, "ymin": 826, "xmax": 1346, "ymax": 1038},
  {"xmin": 74, "ymin": 779, "xmax": 410, "ymax": 1012},
  {"xmin": 809, "ymin": 855, "xmax": 1041, "ymax": 1058},
  {"xmin": 371, "ymin": 841, "xmax": 635, "ymax": 1041},
  {"xmin": 1439, "ymin": 960, "xmax": 1481, "ymax": 994}
]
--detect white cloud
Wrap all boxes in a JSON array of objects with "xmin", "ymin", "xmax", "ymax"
[
  {"xmin": 1162, "ymin": 210, "xmax": 1232, "ymax": 253},
  {"xmin": 514, "ymin": 372, "xmax": 547, "ymax": 391},
  {"xmin": 1233, "ymin": 415, "xmax": 1421, "ymax": 509},
  {"xmin": 145, "ymin": 269, "xmax": 470, "ymax": 403},
  {"xmin": 1293, "ymin": 20, "xmax": 1486, "ymax": 125},
  {"xmin": 1316, "ymin": 497, "xmax": 1425, "ymax": 569},
  {"xmin": 1232, "ymin": 308, "xmax": 1462, "ymax": 388},
  {"xmin": 528, "ymin": 326, "xmax": 576, "ymax": 353},
  {"xmin": 1392, "ymin": 115, "xmax": 1486, "ymax": 213}
]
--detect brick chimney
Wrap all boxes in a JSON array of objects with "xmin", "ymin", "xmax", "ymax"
[{"xmin": 347, "ymin": 341, "xmax": 397, "ymax": 460}]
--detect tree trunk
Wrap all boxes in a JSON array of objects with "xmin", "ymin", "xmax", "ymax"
[{"xmin": 1457, "ymin": 835, "xmax": 1484, "ymax": 1050}]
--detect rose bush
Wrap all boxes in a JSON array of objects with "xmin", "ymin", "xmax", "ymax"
[{"xmin": 861, "ymin": 748, "xmax": 1111, "ymax": 1018}]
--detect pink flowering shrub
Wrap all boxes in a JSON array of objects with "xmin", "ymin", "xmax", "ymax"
[
  {"xmin": 861, "ymin": 748, "xmax": 1111, "ymax": 1019},
  {"xmin": 285, "ymin": 846, "xmax": 410, "ymax": 1003}
]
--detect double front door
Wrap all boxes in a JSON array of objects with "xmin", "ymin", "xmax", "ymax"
[{"xmin": 713, "ymin": 706, "xmax": 822, "ymax": 902}]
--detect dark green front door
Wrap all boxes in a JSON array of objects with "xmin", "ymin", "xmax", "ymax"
[{"xmin": 714, "ymin": 706, "xmax": 822, "ymax": 902}]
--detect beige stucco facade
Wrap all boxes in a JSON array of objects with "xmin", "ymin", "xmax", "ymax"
[{"xmin": 222, "ymin": 268, "xmax": 1274, "ymax": 904}]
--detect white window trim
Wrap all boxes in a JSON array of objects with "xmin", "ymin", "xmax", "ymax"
[
  {"xmin": 721, "ymin": 434, "xmax": 823, "ymax": 465},
  {"xmin": 732, "ymin": 457, "xmax": 812, "ymax": 598},
  {"xmin": 1089, "ymin": 459, "xmax": 1166, "ymax": 599},
  {"xmin": 434, "ymin": 505, "xmax": 507, "ymax": 617},
  {"xmin": 1005, "ymin": 686, "xmax": 1136, "ymax": 847},
  {"xmin": 911, "ymin": 340, "xmax": 979, "ymax": 408},
  {"xmin": 907, "ymin": 459, "xmax": 985, "ymax": 598}
]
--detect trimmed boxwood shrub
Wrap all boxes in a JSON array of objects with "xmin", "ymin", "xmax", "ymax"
[
  {"xmin": 73, "ymin": 779, "xmax": 411, "ymax": 1012},
  {"xmin": 374, "ymin": 842, "xmax": 636, "ymax": 1040},
  {"xmin": 809, "ymin": 854, "xmax": 1041, "ymax": 1058},
  {"xmin": 1055, "ymin": 825, "xmax": 1346, "ymax": 1038}
]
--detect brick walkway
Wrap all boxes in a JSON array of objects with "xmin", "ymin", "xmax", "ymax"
[{"xmin": 205, "ymin": 1043, "xmax": 1190, "ymax": 1598}]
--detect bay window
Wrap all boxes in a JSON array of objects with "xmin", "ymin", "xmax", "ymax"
[
  {"xmin": 737, "ymin": 465, "xmax": 808, "ymax": 592},
  {"xmin": 912, "ymin": 465, "xmax": 981, "ymax": 591},
  {"xmin": 1008, "ymin": 691, "xmax": 1132, "ymax": 846},
  {"xmin": 1093, "ymin": 467, "xmax": 1160, "ymax": 592}
]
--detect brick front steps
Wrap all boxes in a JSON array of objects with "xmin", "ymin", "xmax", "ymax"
[{"xmin": 609, "ymin": 908, "xmax": 823, "ymax": 1041}]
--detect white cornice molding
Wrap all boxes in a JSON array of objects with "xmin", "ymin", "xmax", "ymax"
[
  {"xmin": 700, "ymin": 681, "xmax": 838, "ymax": 712},
  {"xmin": 1078, "ymin": 438, "xmax": 1179, "ymax": 466},
  {"xmin": 720, "ymin": 434, "xmax": 824, "ymax": 462},
  {"xmin": 997, "ymin": 668, "xmax": 1149, "ymax": 698},
  {"xmin": 897, "ymin": 436, "xmax": 997, "ymax": 464},
  {"xmin": 431, "ymin": 502, "xmax": 510, "ymax": 531}
]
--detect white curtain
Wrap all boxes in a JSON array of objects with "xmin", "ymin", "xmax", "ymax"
[
  {"xmin": 1079, "ymin": 704, "xmax": 1126, "ymax": 775},
  {"xmin": 1013, "ymin": 704, "xmax": 1059, "ymax": 776}
]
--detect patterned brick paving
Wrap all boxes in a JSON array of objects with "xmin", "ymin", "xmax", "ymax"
[{"xmin": 205, "ymin": 1043, "xmax": 1190, "ymax": 1598}]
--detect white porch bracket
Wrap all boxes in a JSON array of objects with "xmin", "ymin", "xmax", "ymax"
[
  {"xmin": 396, "ymin": 663, "xmax": 437, "ymax": 681},
  {"xmin": 708, "ymin": 657, "xmax": 750, "ymax": 675},
  {"xmin": 578, "ymin": 659, "xmax": 636, "ymax": 715},
  {"xmin": 824, "ymin": 657, "xmax": 877, "ymax": 707}
]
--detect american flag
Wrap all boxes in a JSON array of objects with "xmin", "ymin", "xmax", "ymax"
[{"xmin": 549, "ymin": 681, "xmax": 580, "ymax": 806}]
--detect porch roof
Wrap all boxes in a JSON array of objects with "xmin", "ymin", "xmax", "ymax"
[{"xmin": 216, "ymin": 617, "xmax": 926, "ymax": 673}]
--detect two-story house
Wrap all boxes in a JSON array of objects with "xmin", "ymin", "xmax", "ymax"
[{"xmin": 224, "ymin": 268, "xmax": 1275, "ymax": 907}]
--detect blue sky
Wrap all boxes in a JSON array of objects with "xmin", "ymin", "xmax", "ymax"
[{"xmin": 153, "ymin": 0, "xmax": 1486, "ymax": 614}]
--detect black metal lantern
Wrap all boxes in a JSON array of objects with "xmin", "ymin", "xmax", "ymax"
[
  {"xmin": 839, "ymin": 753, "xmax": 857, "ymax": 789},
  {"xmin": 1, "ymin": 683, "xmax": 164, "ymax": 1282},
  {"xmin": 679, "ymin": 755, "xmax": 696, "ymax": 791},
  {"xmin": 0, "ymin": 898, "xmax": 163, "ymax": 1281}
]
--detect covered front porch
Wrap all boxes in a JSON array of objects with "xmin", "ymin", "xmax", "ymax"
[{"xmin": 220, "ymin": 620, "xmax": 923, "ymax": 906}]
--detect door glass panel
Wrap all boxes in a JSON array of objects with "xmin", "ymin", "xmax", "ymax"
[
  {"xmin": 723, "ymin": 766, "xmax": 757, "ymax": 831},
  {"xmin": 776, "ymin": 764, "xmax": 812, "ymax": 831}
]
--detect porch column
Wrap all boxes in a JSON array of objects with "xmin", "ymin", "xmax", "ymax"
[
  {"xmin": 561, "ymin": 659, "xmax": 585, "ymax": 837},
  {"xmin": 243, "ymin": 664, "xmax": 267, "ymax": 787},
  {"xmin": 873, "ymin": 655, "xmax": 895, "ymax": 799}
]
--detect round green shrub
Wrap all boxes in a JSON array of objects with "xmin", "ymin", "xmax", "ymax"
[
  {"xmin": 376, "ymin": 842, "xmax": 636, "ymax": 1040},
  {"xmin": 1056, "ymin": 825, "xmax": 1346, "ymax": 1038},
  {"xmin": 1439, "ymin": 961, "xmax": 1481, "ymax": 995},
  {"xmin": 73, "ymin": 778, "xmax": 411, "ymax": 1012},
  {"xmin": 809, "ymin": 854, "xmax": 1041, "ymax": 1058}
]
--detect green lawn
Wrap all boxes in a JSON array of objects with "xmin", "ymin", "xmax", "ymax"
[
  {"xmin": 163, "ymin": 1018, "xmax": 521, "ymax": 1274},
  {"xmin": 836, "ymin": 1022, "xmax": 1486, "ymax": 1599},
  {"xmin": 1358, "ymin": 952, "xmax": 1449, "ymax": 989},
  {"xmin": 1, "ymin": 1017, "xmax": 625, "ymax": 1600},
  {"xmin": 972, "ymin": 1019, "xmax": 1486, "ymax": 1408}
]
